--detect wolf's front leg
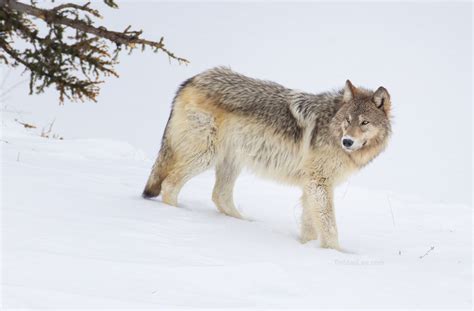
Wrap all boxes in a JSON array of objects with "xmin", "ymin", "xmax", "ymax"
[
  {"xmin": 300, "ymin": 193, "xmax": 318, "ymax": 243},
  {"xmin": 301, "ymin": 181, "xmax": 339, "ymax": 249}
]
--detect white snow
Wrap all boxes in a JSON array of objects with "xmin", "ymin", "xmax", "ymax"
[{"xmin": 2, "ymin": 117, "xmax": 471, "ymax": 309}]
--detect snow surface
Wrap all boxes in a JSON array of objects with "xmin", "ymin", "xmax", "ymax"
[{"xmin": 2, "ymin": 116, "xmax": 471, "ymax": 309}]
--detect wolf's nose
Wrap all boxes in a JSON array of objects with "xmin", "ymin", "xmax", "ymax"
[{"xmin": 342, "ymin": 138, "xmax": 354, "ymax": 148}]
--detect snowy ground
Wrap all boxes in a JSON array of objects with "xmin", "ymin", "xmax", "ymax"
[{"xmin": 1, "ymin": 117, "xmax": 472, "ymax": 309}]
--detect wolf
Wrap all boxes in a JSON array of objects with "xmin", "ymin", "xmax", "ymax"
[{"xmin": 142, "ymin": 67, "xmax": 391, "ymax": 249}]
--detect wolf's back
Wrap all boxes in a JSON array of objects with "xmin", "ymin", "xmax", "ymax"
[{"xmin": 191, "ymin": 67, "xmax": 291, "ymax": 110}]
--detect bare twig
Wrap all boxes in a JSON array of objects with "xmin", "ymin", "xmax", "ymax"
[
  {"xmin": 386, "ymin": 194, "xmax": 396, "ymax": 228},
  {"xmin": 40, "ymin": 119, "xmax": 63, "ymax": 139},
  {"xmin": 14, "ymin": 118, "xmax": 36, "ymax": 128},
  {"xmin": 41, "ymin": 119, "xmax": 55, "ymax": 137},
  {"xmin": 419, "ymin": 246, "xmax": 435, "ymax": 259},
  {"xmin": 52, "ymin": 2, "xmax": 100, "ymax": 18},
  {"xmin": 0, "ymin": 67, "xmax": 12, "ymax": 89},
  {"xmin": 1, "ymin": 78, "xmax": 28, "ymax": 99}
]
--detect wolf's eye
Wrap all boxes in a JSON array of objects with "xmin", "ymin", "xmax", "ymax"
[
  {"xmin": 361, "ymin": 120, "xmax": 369, "ymax": 126},
  {"xmin": 346, "ymin": 118, "xmax": 351, "ymax": 124}
]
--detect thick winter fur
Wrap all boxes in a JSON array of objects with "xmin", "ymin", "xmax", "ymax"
[{"xmin": 143, "ymin": 67, "xmax": 392, "ymax": 249}]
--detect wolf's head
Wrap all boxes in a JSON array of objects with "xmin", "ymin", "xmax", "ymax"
[{"xmin": 331, "ymin": 80, "xmax": 391, "ymax": 154}]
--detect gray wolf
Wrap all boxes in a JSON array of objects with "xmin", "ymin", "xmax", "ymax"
[{"xmin": 143, "ymin": 67, "xmax": 391, "ymax": 249}]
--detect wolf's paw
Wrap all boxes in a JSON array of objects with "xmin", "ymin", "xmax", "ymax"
[
  {"xmin": 319, "ymin": 238, "xmax": 340, "ymax": 250},
  {"xmin": 215, "ymin": 202, "xmax": 245, "ymax": 220},
  {"xmin": 300, "ymin": 237, "xmax": 313, "ymax": 244},
  {"xmin": 300, "ymin": 230, "xmax": 318, "ymax": 244},
  {"xmin": 300, "ymin": 235, "xmax": 318, "ymax": 244},
  {"xmin": 320, "ymin": 235, "xmax": 341, "ymax": 250},
  {"xmin": 161, "ymin": 195, "xmax": 178, "ymax": 207},
  {"xmin": 222, "ymin": 209, "xmax": 244, "ymax": 220},
  {"xmin": 335, "ymin": 247, "xmax": 355, "ymax": 254}
]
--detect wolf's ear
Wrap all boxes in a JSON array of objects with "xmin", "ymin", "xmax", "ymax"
[
  {"xmin": 343, "ymin": 80, "xmax": 356, "ymax": 102},
  {"xmin": 372, "ymin": 86, "xmax": 391, "ymax": 115}
]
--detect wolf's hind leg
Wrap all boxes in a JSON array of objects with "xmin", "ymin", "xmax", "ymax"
[
  {"xmin": 161, "ymin": 154, "xmax": 214, "ymax": 207},
  {"xmin": 142, "ymin": 139, "xmax": 174, "ymax": 199},
  {"xmin": 212, "ymin": 156, "xmax": 243, "ymax": 219},
  {"xmin": 161, "ymin": 108, "xmax": 217, "ymax": 207}
]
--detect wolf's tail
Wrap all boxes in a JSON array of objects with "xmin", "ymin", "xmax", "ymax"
[
  {"xmin": 142, "ymin": 77, "xmax": 197, "ymax": 199},
  {"xmin": 142, "ymin": 120, "xmax": 175, "ymax": 199}
]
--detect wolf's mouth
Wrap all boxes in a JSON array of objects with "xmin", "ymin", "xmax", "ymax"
[{"xmin": 342, "ymin": 140, "xmax": 367, "ymax": 152}]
